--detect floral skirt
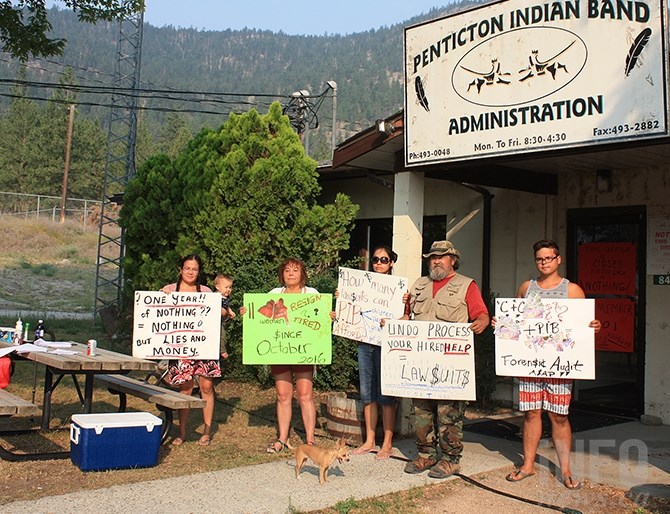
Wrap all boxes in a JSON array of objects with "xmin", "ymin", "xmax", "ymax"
[{"xmin": 165, "ymin": 359, "xmax": 222, "ymax": 385}]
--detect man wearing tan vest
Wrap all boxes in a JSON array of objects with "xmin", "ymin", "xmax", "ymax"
[{"xmin": 403, "ymin": 240, "xmax": 490, "ymax": 479}]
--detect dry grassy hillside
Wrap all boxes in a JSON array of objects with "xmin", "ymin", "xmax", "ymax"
[{"xmin": 0, "ymin": 217, "xmax": 99, "ymax": 313}]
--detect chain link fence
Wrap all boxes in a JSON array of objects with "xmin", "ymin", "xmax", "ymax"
[{"xmin": 0, "ymin": 191, "xmax": 102, "ymax": 229}]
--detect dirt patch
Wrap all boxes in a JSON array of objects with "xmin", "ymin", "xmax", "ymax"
[{"xmin": 310, "ymin": 469, "xmax": 661, "ymax": 514}]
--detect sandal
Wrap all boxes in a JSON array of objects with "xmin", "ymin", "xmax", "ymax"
[
  {"xmin": 352, "ymin": 445, "xmax": 376, "ymax": 455},
  {"xmin": 506, "ymin": 469, "xmax": 535, "ymax": 482},
  {"xmin": 266, "ymin": 439, "xmax": 289, "ymax": 453},
  {"xmin": 563, "ymin": 476, "xmax": 582, "ymax": 490},
  {"xmin": 171, "ymin": 437, "xmax": 184, "ymax": 446},
  {"xmin": 375, "ymin": 447, "xmax": 393, "ymax": 460},
  {"xmin": 198, "ymin": 435, "xmax": 211, "ymax": 446}
]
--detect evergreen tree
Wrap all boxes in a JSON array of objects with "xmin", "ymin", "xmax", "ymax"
[
  {"xmin": 68, "ymin": 116, "xmax": 106, "ymax": 199},
  {"xmin": 120, "ymin": 154, "xmax": 185, "ymax": 293},
  {"xmin": 184, "ymin": 102, "xmax": 358, "ymax": 288},
  {"xmin": 157, "ymin": 112, "xmax": 192, "ymax": 159},
  {"xmin": 121, "ymin": 101, "xmax": 358, "ymax": 297},
  {"xmin": 0, "ymin": 67, "xmax": 41, "ymax": 205}
]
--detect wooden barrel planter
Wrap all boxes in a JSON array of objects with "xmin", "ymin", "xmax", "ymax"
[
  {"xmin": 325, "ymin": 393, "xmax": 366, "ymax": 443},
  {"xmin": 325, "ymin": 394, "xmax": 416, "ymax": 443}
]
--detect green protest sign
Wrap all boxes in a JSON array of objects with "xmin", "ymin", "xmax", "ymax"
[{"xmin": 242, "ymin": 293, "xmax": 333, "ymax": 365}]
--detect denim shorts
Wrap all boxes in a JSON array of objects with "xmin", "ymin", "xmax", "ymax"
[{"xmin": 357, "ymin": 343, "xmax": 396, "ymax": 405}]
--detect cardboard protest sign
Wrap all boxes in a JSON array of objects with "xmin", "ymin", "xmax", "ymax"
[
  {"xmin": 242, "ymin": 293, "xmax": 332, "ymax": 365},
  {"xmin": 381, "ymin": 320, "xmax": 476, "ymax": 401},
  {"xmin": 494, "ymin": 297, "xmax": 595, "ymax": 379},
  {"xmin": 333, "ymin": 267, "xmax": 408, "ymax": 346},
  {"xmin": 133, "ymin": 291, "xmax": 221, "ymax": 360}
]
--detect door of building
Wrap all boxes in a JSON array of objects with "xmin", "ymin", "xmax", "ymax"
[{"xmin": 566, "ymin": 206, "xmax": 646, "ymax": 416}]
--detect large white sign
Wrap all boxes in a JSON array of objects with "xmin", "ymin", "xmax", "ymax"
[
  {"xmin": 381, "ymin": 320, "xmax": 476, "ymax": 401},
  {"xmin": 404, "ymin": 0, "xmax": 669, "ymax": 164},
  {"xmin": 133, "ymin": 291, "xmax": 221, "ymax": 360},
  {"xmin": 494, "ymin": 297, "xmax": 595, "ymax": 379},
  {"xmin": 333, "ymin": 267, "xmax": 408, "ymax": 346}
]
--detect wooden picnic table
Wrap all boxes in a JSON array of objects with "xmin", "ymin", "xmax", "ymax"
[{"xmin": 0, "ymin": 340, "xmax": 156, "ymax": 430}]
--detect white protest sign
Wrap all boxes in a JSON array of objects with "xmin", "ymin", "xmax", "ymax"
[
  {"xmin": 132, "ymin": 291, "xmax": 221, "ymax": 360},
  {"xmin": 381, "ymin": 320, "xmax": 476, "ymax": 401},
  {"xmin": 332, "ymin": 267, "xmax": 408, "ymax": 346},
  {"xmin": 494, "ymin": 297, "xmax": 595, "ymax": 379}
]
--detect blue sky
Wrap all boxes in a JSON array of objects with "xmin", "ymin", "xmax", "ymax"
[{"xmin": 141, "ymin": 1, "xmax": 452, "ymax": 35}]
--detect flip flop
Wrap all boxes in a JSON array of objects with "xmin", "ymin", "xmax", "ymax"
[
  {"xmin": 171, "ymin": 437, "xmax": 184, "ymax": 446},
  {"xmin": 198, "ymin": 435, "xmax": 211, "ymax": 446},
  {"xmin": 352, "ymin": 445, "xmax": 376, "ymax": 455},
  {"xmin": 506, "ymin": 469, "xmax": 535, "ymax": 482},
  {"xmin": 563, "ymin": 476, "xmax": 582, "ymax": 490},
  {"xmin": 375, "ymin": 448, "xmax": 393, "ymax": 460},
  {"xmin": 266, "ymin": 439, "xmax": 289, "ymax": 454}
]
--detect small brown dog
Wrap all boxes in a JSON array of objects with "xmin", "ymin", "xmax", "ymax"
[{"xmin": 294, "ymin": 437, "xmax": 350, "ymax": 485}]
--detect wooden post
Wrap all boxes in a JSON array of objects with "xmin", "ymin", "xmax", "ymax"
[{"xmin": 60, "ymin": 104, "xmax": 75, "ymax": 223}]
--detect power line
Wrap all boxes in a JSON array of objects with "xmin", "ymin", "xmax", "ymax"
[
  {"xmin": 0, "ymin": 91, "xmax": 252, "ymax": 116},
  {"xmin": 0, "ymin": 79, "xmax": 337, "ymax": 120},
  {"xmin": 0, "ymin": 77, "xmax": 290, "ymax": 101}
]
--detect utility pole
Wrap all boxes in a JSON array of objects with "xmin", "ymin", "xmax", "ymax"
[
  {"xmin": 59, "ymin": 104, "xmax": 75, "ymax": 224},
  {"xmin": 327, "ymin": 81, "xmax": 337, "ymax": 154}
]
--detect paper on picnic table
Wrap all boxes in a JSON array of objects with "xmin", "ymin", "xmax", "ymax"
[
  {"xmin": 34, "ymin": 339, "xmax": 74, "ymax": 348},
  {"xmin": 13, "ymin": 343, "xmax": 48, "ymax": 353},
  {"xmin": 0, "ymin": 346, "xmax": 15, "ymax": 358}
]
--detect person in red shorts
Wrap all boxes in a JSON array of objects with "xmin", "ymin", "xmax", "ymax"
[{"xmin": 504, "ymin": 239, "xmax": 601, "ymax": 490}]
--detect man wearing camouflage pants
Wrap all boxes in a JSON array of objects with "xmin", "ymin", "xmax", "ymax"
[{"xmin": 403, "ymin": 240, "xmax": 490, "ymax": 479}]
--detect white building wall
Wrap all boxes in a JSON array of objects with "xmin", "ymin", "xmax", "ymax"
[
  {"xmin": 488, "ymin": 188, "xmax": 554, "ymax": 299},
  {"xmin": 423, "ymin": 178, "xmax": 485, "ymax": 285},
  {"xmin": 325, "ymin": 178, "xmax": 395, "ymax": 219}
]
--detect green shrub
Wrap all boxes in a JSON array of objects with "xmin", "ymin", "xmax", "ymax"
[{"xmin": 32, "ymin": 263, "xmax": 57, "ymax": 276}]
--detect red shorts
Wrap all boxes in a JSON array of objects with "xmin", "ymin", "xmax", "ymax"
[{"xmin": 518, "ymin": 377, "xmax": 573, "ymax": 415}]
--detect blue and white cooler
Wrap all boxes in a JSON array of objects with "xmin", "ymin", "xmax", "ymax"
[{"xmin": 70, "ymin": 412, "xmax": 162, "ymax": 471}]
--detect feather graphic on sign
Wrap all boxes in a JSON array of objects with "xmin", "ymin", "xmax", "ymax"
[
  {"xmin": 625, "ymin": 27, "xmax": 652, "ymax": 76},
  {"xmin": 415, "ymin": 76, "xmax": 429, "ymax": 112}
]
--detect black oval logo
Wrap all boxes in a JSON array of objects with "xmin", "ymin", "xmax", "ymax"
[{"xmin": 452, "ymin": 26, "xmax": 588, "ymax": 108}]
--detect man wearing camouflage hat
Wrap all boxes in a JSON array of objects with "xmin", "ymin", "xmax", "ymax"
[{"xmin": 403, "ymin": 240, "xmax": 490, "ymax": 479}]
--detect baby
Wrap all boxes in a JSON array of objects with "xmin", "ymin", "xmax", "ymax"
[{"xmin": 214, "ymin": 273, "xmax": 236, "ymax": 359}]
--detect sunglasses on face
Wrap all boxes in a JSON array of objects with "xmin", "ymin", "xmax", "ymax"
[{"xmin": 371, "ymin": 256, "xmax": 391, "ymax": 264}]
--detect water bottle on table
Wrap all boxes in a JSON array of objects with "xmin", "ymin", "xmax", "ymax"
[{"xmin": 13, "ymin": 318, "xmax": 23, "ymax": 345}]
